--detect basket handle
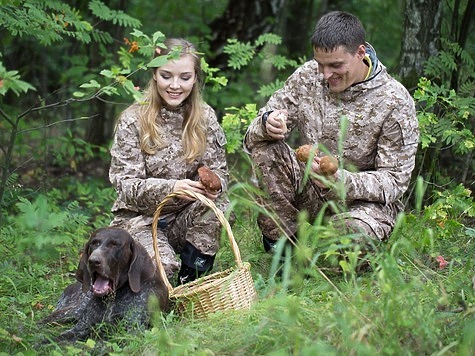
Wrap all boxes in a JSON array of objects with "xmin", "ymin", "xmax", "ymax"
[{"xmin": 152, "ymin": 189, "xmax": 242, "ymax": 293}]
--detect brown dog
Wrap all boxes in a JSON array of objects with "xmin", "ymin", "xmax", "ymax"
[{"xmin": 40, "ymin": 227, "xmax": 169, "ymax": 342}]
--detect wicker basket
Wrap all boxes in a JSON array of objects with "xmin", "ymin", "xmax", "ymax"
[{"xmin": 152, "ymin": 189, "xmax": 257, "ymax": 318}]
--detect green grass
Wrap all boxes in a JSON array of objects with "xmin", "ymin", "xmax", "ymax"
[{"xmin": 1, "ymin": 175, "xmax": 474, "ymax": 355}]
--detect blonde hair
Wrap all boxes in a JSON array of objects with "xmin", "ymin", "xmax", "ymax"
[{"xmin": 139, "ymin": 38, "xmax": 206, "ymax": 163}]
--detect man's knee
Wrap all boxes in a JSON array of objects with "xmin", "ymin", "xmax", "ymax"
[
  {"xmin": 329, "ymin": 205, "xmax": 393, "ymax": 242},
  {"xmin": 250, "ymin": 141, "xmax": 292, "ymax": 165}
]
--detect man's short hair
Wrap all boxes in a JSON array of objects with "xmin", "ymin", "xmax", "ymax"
[{"xmin": 311, "ymin": 11, "xmax": 366, "ymax": 54}]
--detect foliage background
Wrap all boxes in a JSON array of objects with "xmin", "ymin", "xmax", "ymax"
[{"xmin": 0, "ymin": 0, "xmax": 474, "ymax": 354}]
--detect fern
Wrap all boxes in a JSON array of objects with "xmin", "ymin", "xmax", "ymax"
[
  {"xmin": 90, "ymin": 29, "xmax": 114, "ymax": 45},
  {"xmin": 4, "ymin": 172, "xmax": 18, "ymax": 188},
  {"xmin": 88, "ymin": 0, "xmax": 141, "ymax": 28},
  {"xmin": 424, "ymin": 38, "xmax": 475, "ymax": 82},
  {"xmin": 224, "ymin": 39, "xmax": 256, "ymax": 70},
  {"xmin": 458, "ymin": 80, "xmax": 475, "ymax": 98},
  {"xmin": 267, "ymin": 55, "xmax": 299, "ymax": 70},
  {"xmin": 10, "ymin": 194, "xmax": 90, "ymax": 259},
  {"xmin": 415, "ymin": 77, "xmax": 475, "ymax": 154},
  {"xmin": 0, "ymin": 1, "xmax": 91, "ymax": 45},
  {"xmin": 257, "ymin": 79, "xmax": 285, "ymax": 98},
  {"xmin": 254, "ymin": 33, "xmax": 282, "ymax": 46},
  {"xmin": 224, "ymin": 33, "xmax": 298, "ymax": 71},
  {"xmin": 0, "ymin": 3, "xmax": 61, "ymax": 44},
  {"xmin": 0, "ymin": 0, "xmax": 141, "ymax": 46}
]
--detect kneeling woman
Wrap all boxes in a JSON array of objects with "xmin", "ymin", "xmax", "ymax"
[{"xmin": 109, "ymin": 38, "xmax": 230, "ymax": 285}]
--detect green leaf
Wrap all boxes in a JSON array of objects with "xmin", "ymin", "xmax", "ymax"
[
  {"xmin": 147, "ymin": 56, "xmax": 169, "ymax": 68},
  {"xmin": 338, "ymin": 259, "xmax": 351, "ymax": 273},
  {"xmin": 100, "ymin": 69, "xmax": 115, "ymax": 79},
  {"xmin": 80, "ymin": 79, "xmax": 101, "ymax": 88},
  {"xmin": 73, "ymin": 91, "xmax": 85, "ymax": 98},
  {"xmin": 152, "ymin": 31, "xmax": 166, "ymax": 46}
]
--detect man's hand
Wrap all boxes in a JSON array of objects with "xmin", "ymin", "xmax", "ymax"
[
  {"xmin": 310, "ymin": 157, "xmax": 339, "ymax": 189},
  {"xmin": 264, "ymin": 110, "xmax": 288, "ymax": 140}
]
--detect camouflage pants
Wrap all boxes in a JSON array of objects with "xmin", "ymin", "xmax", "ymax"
[
  {"xmin": 250, "ymin": 141, "xmax": 400, "ymax": 244},
  {"xmin": 110, "ymin": 196, "xmax": 230, "ymax": 280}
]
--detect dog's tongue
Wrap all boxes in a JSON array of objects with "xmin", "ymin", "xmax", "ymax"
[{"xmin": 92, "ymin": 276, "xmax": 113, "ymax": 297}]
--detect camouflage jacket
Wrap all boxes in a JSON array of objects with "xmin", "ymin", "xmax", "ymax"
[
  {"xmin": 110, "ymin": 103, "xmax": 229, "ymax": 217},
  {"xmin": 244, "ymin": 51, "xmax": 419, "ymax": 208}
]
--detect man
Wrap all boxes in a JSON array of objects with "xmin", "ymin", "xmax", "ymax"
[{"xmin": 244, "ymin": 11, "xmax": 419, "ymax": 259}]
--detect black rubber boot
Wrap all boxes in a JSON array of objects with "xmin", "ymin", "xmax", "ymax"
[
  {"xmin": 262, "ymin": 235, "xmax": 278, "ymax": 253},
  {"xmin": 263, "ymin": 235, "xmax": 296, "ymax": 254},
  {"xmin": 177, "ymin": 242, "xmax": 215, "ymax": 285},
  {"xmin": 177, "ymin": 264, "xmax": 204, "ymax": 285}
]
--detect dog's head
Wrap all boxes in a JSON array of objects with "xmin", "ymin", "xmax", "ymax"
[{"xmin": 76, "ymin": 227, "xmax": 157, "ymax": 297}]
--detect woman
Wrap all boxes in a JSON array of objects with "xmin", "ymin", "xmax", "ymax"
[{"xmin": 109, "ymin": 38, "xmax": 230, "ymax": 285}]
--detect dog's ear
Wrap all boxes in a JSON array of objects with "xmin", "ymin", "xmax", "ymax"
[
  {"xmin": 76, "ymin": 240, "xmax": 91, "ymax": 293},
  {"xmin": 128, "ymin": 240, "xmax": 155, "ymax": 293}
]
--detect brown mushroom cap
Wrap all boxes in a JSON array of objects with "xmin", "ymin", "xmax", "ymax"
[
  {"xmin": 320, "ymin": 156, "xmax": 338, "ymax": 175},
  {"xmin": 296, "ymin": 145, "xmax": 318, "ymax": 162},
  {"xmin": 198, "ymin": 166, "xmax": 222, "ymax": 191}
]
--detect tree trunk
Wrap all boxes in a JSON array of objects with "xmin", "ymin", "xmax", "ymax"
[
  {"xmin": 281, "ymin": 0, "xmax": 316, "ymax": 58},
  {"xmin": 397, "ymin": 0, "xmax": 443, "ymax": 91},
  {"xmin": 280, "ymin": 0, "xmax": 349, "ymax": 59},
  {"xmin": 207, "ymin": 0, "xmax": 285, "ymax": 69}
]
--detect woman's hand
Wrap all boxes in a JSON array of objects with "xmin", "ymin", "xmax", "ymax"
[
  {"xmin": 264, "ymin": 110, "xmax": 288, "ymax": 140},
  {"xmin": 202, "ymin": 188, "xmax": 221, "ymax": 201},
  {"xmin": 173, "ymin": 179, "xmax": 206, "ymax": 199},
  {"xmin": 173, "ymin": 179, "xmax": 220, "ymax": 201}
]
